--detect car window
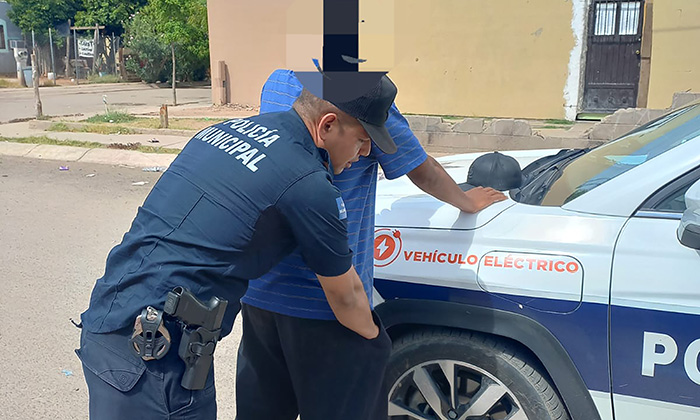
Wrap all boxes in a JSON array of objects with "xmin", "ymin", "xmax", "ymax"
[
  {"xmin": 653, "ymin": 185, "xmax": 692, "ymax": 213},
  {"xmin": 540, "ymin": 104, "xmax": 700, "ymax": 206},
  {"xmin": 639, "ymin": 168, "xmax": 700, "ymax": 214}
]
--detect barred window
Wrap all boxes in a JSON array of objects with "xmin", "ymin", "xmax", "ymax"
[
  {"xmin": 593, "ymin": 1, "xmax": 641, "ymax": 36},
  {"xmin": 0, "ymin": 25, "xmax": 6, "ymax": 50},
  {"xmin": 619, "ymin": 2, "xmax": 641, "ymax": 35}
]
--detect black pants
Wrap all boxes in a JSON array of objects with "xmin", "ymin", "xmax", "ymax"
[
  {"xmin": 236, "ymin": 304, "xmax": 392, "ymax": 420},
  {"xmin": 76, "ymin": 322, "xmax": 217, "ymax": 420}
]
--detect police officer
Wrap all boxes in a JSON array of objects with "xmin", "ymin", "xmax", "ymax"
[{"xmin": 76, "ymin": 73, "xmax": 400, "ymax": 419}]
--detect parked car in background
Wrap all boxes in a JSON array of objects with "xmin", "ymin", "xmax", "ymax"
[{"xmin": 374, "ymin": 102, "xmax": 700, "ymax": 420}]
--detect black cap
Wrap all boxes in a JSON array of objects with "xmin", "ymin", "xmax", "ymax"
[
  {"xmin": 295, "ymin": 71, "xmax": 398, "ymax": 154},
  {"xmin": 467, "ymin": 152, "xmax": 523, "ymax": 190}
]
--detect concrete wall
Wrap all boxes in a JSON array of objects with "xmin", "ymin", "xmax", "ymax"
[
  {"xmin": 0, "ymin": 2, "xmax": 23, "ymax": 75},
  {"xmin": 646, "ymin": 0, "xmax": 700, "ymax": 109}
]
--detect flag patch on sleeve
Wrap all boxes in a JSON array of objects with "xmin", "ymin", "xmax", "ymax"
[{"xmin": 336, "ymin": 197, "xmax": 347, "ymax": 220}]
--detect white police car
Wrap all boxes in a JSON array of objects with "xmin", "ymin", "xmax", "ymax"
[{"xmin": 373, "ymin": 102, "xmax": 700, "ymax": 420}]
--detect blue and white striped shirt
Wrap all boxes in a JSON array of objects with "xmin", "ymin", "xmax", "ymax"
[{"xmin": 242, "ymin": 69, "xmax": 428, "ymax": 320}]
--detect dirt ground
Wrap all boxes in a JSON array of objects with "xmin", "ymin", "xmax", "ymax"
[{"xmin": 0, "ymin": 155, "xmax": 243, "ymax": 420}]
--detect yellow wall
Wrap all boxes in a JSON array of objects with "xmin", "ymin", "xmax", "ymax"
[
  {"xmin": 208, "ymin": 1, "xmax": 699, "ymax": 118},
  {"xmin": 371, "ymin": 0, "xmax": 576, "ymax": 119},
  {"xmin": 207, "ymin": 0, "xmax": 577, "ymax": 118},
  {"xmin": 647, "ymin": 0, "xmax": 700, "ymax": 108}
]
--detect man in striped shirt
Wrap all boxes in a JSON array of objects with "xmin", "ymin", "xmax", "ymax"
[{"xmin": 236, "ymin": 70, "xmax": 505, "ymax": 420}]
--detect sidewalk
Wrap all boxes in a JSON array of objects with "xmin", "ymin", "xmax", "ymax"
[
  {"xmin": 0, "ymin": 116, "xmax": 597, "ymax": 168},
  {"xmin": 0, "ymin": 89, "xmax": 268, "ymax": 167},
  {"xmin": 0, "ymin": 121, "xmax": 190, "ymax": 168},
  {"xmin": 0, "ymin": 100, "xmax": 635, "ymax": 168}
]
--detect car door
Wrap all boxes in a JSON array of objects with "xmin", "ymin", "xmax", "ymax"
[{"xmin": 610, "ymin": 169, "xmax": 700, "ymax": 419}]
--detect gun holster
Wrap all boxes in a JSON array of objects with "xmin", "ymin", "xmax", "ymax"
[
  {"xmin": 164, "ymin": 286, "xmax": 228, "ymax": 390},
  {"xmin": 178, "ymin": 326, "xmax": 220, "ymax": 390}
]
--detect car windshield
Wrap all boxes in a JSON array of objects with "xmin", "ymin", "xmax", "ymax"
[{"xmin": 540, "ymin": 103, "xmax": 700, "ymax": 206}]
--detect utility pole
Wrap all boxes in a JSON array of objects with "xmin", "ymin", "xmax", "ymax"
[
  {"xmin": 31, "ymin": 52, "xmax": 43, "ymax": 118},
  {"xmin": 66, "ymin": 20, "xmax": 72, "ymax": 78},
  {"xmin": 73, "ymin": 27, "xmax": 79, "ymax": 84},
  {"xmin": 93, "ymin": 24, "xmax": 99, "ymax": 74},
  {"xmin": 171, "ymin": 42, "xmax": 177, "ymax": 106},
  {"xmin": 112, "ymin": 33, "xmax": 117, "ymax": 76},
  {"xmin": 48, "ymin": 28, "xmax": 56, "ymax": 85}
]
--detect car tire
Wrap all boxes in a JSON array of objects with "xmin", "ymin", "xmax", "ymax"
[{"xmin": 385, "ymin": 329, "xmax": 570, "ymax": 420}]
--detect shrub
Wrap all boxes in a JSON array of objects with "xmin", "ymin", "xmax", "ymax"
[{"xmin": 123, "ymin": 12, "xmax": 170, "ymax": 83}]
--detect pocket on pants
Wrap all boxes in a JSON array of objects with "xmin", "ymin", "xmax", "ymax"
[
  {"xmin": 75, "ymin": 329, "xmax": 146, "ymax": 392},
  {"xmin": 365, "ymin": 311, "xmax": 392, "ymax": 355}
]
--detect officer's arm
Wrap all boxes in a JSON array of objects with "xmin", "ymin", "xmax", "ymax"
[
  {"xmin": 407, "ymin": 155, "xmax": 506, "ymax": 213},
  {"xmin": 277, "ymin": 173, "xmax": 377, "ymax": 338},
  {"xmin": 317, "ymin": 267, "xmax": 379, "ymax": 339}
]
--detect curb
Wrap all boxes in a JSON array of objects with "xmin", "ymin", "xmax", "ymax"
[{"xmin": 0, "ymin": 141, "xmax": 177, "ymax": 168}]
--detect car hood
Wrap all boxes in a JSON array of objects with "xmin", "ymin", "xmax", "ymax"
[{"xmin": 376, "ymin": 149, "xmax": 560, "ymax": 230}]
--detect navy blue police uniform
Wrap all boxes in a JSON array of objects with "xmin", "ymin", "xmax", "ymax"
[{"xmin": 76, "ymin": 109, "xmax": 356, "ymax": 420}]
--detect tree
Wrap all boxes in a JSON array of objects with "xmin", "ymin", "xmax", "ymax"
[
  {"xmin": 74, "ymin": 0, "xmax": 147, "ymax": 35},
  {"xmin": 123, "ymin": 11, "xmax": 170, "ymax": 83},
  {"xmin": 140, "ymin": 0, "xmax": 209, "ymax": 105},
  {"xmin": 6, "ymin": 0, "xmax": 81, "ymax": 33}
]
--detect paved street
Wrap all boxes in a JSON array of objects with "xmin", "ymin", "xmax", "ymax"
[
  {"xmin": 0, "ymin": 83, "xmax": 212, "ymax": 123},
  {"xmin": 0, "ymin": 156, "xmax": 240, "ymax": 419}
]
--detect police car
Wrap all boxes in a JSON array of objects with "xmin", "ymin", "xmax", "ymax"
[{"xmin": 373, "ymin": 102, "xmax": 700, "ymax": 420}]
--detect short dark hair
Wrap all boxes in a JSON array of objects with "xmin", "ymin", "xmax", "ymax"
[{"xmin": 293, "ymin": 89, "xmax": 362, "ymax": 131}]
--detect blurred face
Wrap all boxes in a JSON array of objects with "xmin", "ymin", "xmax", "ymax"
[{"xmin": 317, "ymin": 113, "xmax": 372, "ymax": 175}]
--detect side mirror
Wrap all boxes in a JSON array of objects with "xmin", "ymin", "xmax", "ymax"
[{"xmin": 678, "ymin": 180, "xmax": 700, "ymax": 250}]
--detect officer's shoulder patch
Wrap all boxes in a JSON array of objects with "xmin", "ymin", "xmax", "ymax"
[{"xmin": 336, "ymin": 197, "xmax": 347, "ymax": 220}]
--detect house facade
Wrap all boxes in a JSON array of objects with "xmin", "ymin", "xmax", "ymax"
[
  {"xmin": 206, "ymin": 0, "xmax": 700, "ymax": 120},
  {"xmin": 0, "ymin": 1, "xmax": 23, "ymax": 75}
]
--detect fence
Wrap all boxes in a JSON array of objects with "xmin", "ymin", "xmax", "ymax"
[{"xmin": 23, "ymin": 29, "xmax": 123, "ymax": 81}]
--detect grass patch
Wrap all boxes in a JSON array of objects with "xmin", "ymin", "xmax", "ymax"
[
  {"xmin": 47, "ymin": 122, "xmax": 137, "ymax": 135},
  {"xmin": 432, "ymin": 115, "xmax": 466, "ymax": 122},
  {"xmin": 70, "ymin": 114, "xmax": 228, "ymax": 131},
  {"xmin": 84, "ymin": 111, "xmax": 136, "ymax": 124},
  {"xmin": 2, "ymin": 136, "xmax": 105, "ymax": 148},
  {"xmin": 127, "ymin": 117, "xmax": 228, "ymax": 131},
  {"xmin": 1, "ymin": 136, "xmax": 180, "ymax": 154},
  {"xmin": 130, "ymin": 144, "xmax": 181, "ymax": 154},
  {"xmin": 0, "ymin": 79, "xmax": 21, "ymax": 88},
  {"xmin": 576, "ymin": 112, "xmax": 609, "ymax": 121},
  {"xmin": 87, "ymin": 74, "xmax": 122, "ymax": 84},
  {"xmin": 543, "ymin": 119, "xmax": 574, "ymax": 126},
  {"xmin": 49, "ymin": 123, "xmax": 70, "ymax": 131}
]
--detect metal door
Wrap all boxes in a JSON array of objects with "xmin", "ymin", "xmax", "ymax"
[{"xmin": 582, "ymin": 1, "xmax": 644, "ymax": 113}]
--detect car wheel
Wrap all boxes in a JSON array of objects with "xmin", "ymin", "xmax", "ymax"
[{"xmin": 385, "ymin": 329, "xmax": 570, "ymax": 420}]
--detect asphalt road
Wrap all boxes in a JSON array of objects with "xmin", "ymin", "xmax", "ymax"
[
  {"xmin": 0, "ymin": 83, "xmax": 212, "ymax": 123},
  {"xmin": 0, "ymin": 156, "xmax": 240, "ymax": 419}
]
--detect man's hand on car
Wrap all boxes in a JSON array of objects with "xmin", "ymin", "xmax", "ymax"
[
  {"xmin": 462, "ymin": 186, "xmax": 507, "ymax": 213},
  {"xmin": 407, "ymin": 155, "xmax": 507, "ymax": 214}
]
